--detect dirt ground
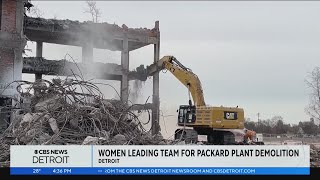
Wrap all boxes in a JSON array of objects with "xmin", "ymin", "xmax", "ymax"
[
  {"xmin": 263, "ymin": 136, "xmax": 320, "ymax": 167},
  {"xmin": 263, "ymin": 136, "xmax": 320, "ymax": 145}
]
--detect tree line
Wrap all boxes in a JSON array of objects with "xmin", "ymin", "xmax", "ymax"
[{"xmin": 244, "ymin": 116, "xmax": 319, "ymax": 135}]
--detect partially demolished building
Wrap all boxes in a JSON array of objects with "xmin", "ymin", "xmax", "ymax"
[{"xmin": 0, "ymin": 0, "xmax": 161, "ymax": 135}]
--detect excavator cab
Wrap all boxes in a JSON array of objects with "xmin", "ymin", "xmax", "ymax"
[
  {"xmin": 174, "ymin": 105, "xmax": 198, "ymax": 143},
  {"xmin": 177, "ymin": 105, "xmax": 196, "ymax": 124}
]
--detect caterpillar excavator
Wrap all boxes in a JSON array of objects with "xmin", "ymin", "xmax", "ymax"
[{"xmin": 147, "ymin": 56, "xmax": 260, "ymax": 145}]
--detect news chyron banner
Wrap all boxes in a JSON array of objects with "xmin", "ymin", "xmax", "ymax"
[{"xmin": 10, "ymin": 145, "xmax": 310, "ymax": 175}]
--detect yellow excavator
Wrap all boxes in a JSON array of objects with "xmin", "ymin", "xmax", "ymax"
[{"xmin": 147, "ymin": 56, "xmax": 253, "ymax": 145}]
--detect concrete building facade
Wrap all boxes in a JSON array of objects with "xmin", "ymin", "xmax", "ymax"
[{"xmin": 0, "ymin": 0, "xmax": 161, "ymax": 135}]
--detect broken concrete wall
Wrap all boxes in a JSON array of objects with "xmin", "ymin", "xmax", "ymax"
[{"xmin": 1, "ymin": 0, "xmax": 17, "ymax": 32}]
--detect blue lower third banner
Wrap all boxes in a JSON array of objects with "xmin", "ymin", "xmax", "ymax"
[
  {"xmin": 10, "ymin": 145, "xmax": 310, "ymax": 175},
  {"xmin": 11, "ymin": 167, "xmax": 310, "ymax": 175}
]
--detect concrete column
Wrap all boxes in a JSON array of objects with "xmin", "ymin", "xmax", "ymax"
[
  {"xmin": 0, "ymin": 0, "xmax": 26, "ymax": 97},
  {"xmin": 0, "ymin": 0, "xmax": 27, "ymax": 130},
  {"xmin": 152, "ymin": 21, "xmax": 160, "ymax": 135},
  {"xmin": 35, "ymin": 41, "xmax": 43, "ymax": 81},
  {"xmin": 15, "ymin": 0, "xmax": 25, "ymax": 37},
  {"xmin": 36, "ymin": 41, "xmax": 43, "ymax": 57},
  {"xmin": 0, "ymin": 48, "xmax": 15, "ymax": 96},
  {"xmin": 120, "ymin": 37, "xmax": 129, "ymax": 103}
]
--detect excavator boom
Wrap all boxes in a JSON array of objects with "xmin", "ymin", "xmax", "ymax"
[{"xmin": 148, "ymin": 56, "xmax": 206, "ymax": 107}]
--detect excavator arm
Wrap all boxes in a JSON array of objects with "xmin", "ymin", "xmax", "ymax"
[{"xmin": 147, "ymin": 56, "xmax": 206, "ymax": 107}]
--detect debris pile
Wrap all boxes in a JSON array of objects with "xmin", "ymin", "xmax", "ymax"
[
  {"xmin": 0, "ymin": 78, "xmax": 164, "ymax": 163},
  {"xmin": 310, "ymin": 144, "xmax": 320, "ymax": 167}
]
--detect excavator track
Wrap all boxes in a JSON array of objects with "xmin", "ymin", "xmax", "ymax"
[
  {"xmin": 174, "ymin": 129, "xmax": 198, "ymax": 143},
  {"xmin": 174, "ymin": 128, "xmax": 237, "ymax": 145},
  {"xmin": 206, "ymin": 130, "xmax": 234, "ymax": 145},
  {"xmin": 174, "ymin": 128, "xmax": 265, "ymax": 145}
]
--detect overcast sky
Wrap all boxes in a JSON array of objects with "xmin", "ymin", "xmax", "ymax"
[{"xmin": 23, "ymin": 1, "xmax": 320, "ymax": 136}]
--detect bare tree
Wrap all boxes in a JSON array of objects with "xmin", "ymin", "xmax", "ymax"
[
  {"xmin": 305, "ymin": 67, "xmax": 320, "ymax": 125},
  {"xmin": 53, "ymin": 14, "xmax": 58, "ymax": 20},
  {"xmin": 84, "ymin": 1, "xmax": 101, "ymax": 23},
  {"xmin": 27, "ymin": 3, "xmax": 44, "ymax": 18}
]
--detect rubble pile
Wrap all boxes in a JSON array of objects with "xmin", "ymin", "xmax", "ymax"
[
  {"xmin": 0, "ymin": 78, "xmax": 164, "ymax": 162},
  {"xmin": 310, "ymin": 144, "xmax": 320, "ymax": 167}
]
